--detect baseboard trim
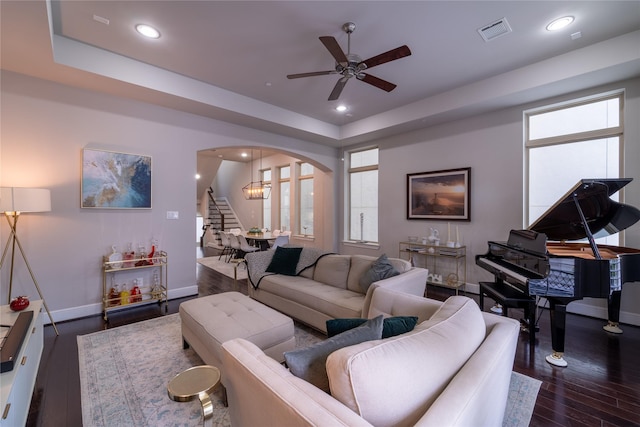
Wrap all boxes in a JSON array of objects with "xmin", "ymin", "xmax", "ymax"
[
  {"xmin": 563, "ymin": 300, "xmax": 640, "ymax": 327},
  {"xmin": 43, "ymin": 285, "xmax": 198, "ymax": 325}
]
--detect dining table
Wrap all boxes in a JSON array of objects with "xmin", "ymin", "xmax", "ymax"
[{"xmin": 244, "ymin": 232, "xmax": 277, "ymax": 251}]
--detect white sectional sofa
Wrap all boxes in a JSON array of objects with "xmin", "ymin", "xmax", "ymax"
[
  {"xmin": 221, "ymin": 288, "xmax": 521, "ymax": 427},
  {"xmin": 245, "ymin": 249, "xmax": 429, "ymax": 332}
]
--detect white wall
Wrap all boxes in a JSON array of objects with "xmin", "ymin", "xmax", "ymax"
[
  {"xmin": 340, "ymin": 77, "xmax": 640, "ymax": 326},
  {"xmin": 0, "ymin": 71, "xmax": 338, "ymax": 322}
]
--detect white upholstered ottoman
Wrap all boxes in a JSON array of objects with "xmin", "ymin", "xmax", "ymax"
[{"xmin": 179, "ymin": 292, "xmax": 295, "ymax": 379}]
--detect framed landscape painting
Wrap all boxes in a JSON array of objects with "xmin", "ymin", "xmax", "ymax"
[
  {"xmin": 81, "ymin": 148, "xmax": 152, "ymax": 209},
  {"xmin": 407, "ymin": 167, "xmax": 470, "ymax": 220}
]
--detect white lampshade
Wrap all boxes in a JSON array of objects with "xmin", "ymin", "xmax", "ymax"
[{"xmin": 0, "ymin": 187, "xmax": 51, "ymax": 213}]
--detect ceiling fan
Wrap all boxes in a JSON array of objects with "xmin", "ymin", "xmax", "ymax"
[{"xmin": 287, "ymin": 22, "xmax": 411, "ymax": 101}]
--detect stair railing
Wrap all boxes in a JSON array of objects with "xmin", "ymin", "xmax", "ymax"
[{"xmin": 201, "ymin": 188, "xmax": 224, "ymax": 247}]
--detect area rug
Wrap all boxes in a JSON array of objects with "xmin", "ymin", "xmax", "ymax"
[
  {"xmin": 78, "ymin": 314, "xmax": 540, "ymax": 427},
  {"xmin": 197, "ymin": 256, "xmax": 248, "ymax": 281}
]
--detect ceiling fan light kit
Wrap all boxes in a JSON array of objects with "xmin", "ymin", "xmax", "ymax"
[{"xmin": 287, "ymin": 22, "xmax": 411, "ymax": 101}]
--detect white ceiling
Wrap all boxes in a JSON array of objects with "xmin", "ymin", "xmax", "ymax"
[{"xmin": 2, "ymin": 1, "xmax": 640, "ymax": 147}]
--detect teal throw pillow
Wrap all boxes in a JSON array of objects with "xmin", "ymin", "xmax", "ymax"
[
  {"xmin": 284, "ymin": 315, "xmax": 384, "ymax": 393},
  {"xmin": 326, "ymin": 316, "xmax": 419, "ymax": 339},
  {"xmin": 266, "ymin": 246, "xmax": 303, "ymax": 276},
  {"xmin": 359, "ymin": 254, "xmax": 400, "ymax": 292},
  {"xmin": 326, "ymin": 318, "xmax": 366, "ymax": 337}
]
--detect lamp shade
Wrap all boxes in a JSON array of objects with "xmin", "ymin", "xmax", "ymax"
[{"xmin": 0, "ymin": 187, "xmax": 51, "ymax": 213}]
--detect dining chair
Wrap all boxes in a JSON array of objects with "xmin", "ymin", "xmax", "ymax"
[
  {"xmin": 237, "ymin": 235, "xmax": 260, "ymax": 257},
  {"xmin": 228, "ymin": 233, "xmax": 241, "ymax": 262},
  {"xmin": 218, "ymin": 232, "xmax": 232, "ymax": 261},
  {"xmin": 270, "ymin": 235, "xmax": 289, "ymax": 249}
]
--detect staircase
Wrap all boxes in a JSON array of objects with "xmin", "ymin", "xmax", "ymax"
[{"xmin": 202, "ymin": 188, "xmax": 242, "ymax": 247}]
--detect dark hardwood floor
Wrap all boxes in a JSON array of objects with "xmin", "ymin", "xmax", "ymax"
[{"xmin": 26, "ymin": 246, "xmax": 640, "ymax": 426}]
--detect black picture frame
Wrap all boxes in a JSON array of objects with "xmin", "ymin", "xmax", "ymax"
[{"xmin": 407, "ymin": 167, "xmax": 470, "ymax": 220}]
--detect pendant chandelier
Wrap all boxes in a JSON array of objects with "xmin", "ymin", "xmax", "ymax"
[{"xmin": 242, "ymin": 149, "xmax": 271, "ymax": 200}]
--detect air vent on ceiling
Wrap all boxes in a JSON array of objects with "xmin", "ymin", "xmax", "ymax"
[{"xmin": 478, "ymin": 17, "xmax": 512, "ymax": 42}]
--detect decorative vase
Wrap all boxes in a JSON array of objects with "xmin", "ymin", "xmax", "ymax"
[{"xmin": 9, "ymin": 295, "xmax": 30, "ymax": 311}]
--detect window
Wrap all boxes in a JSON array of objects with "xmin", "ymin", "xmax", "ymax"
[
  {"xmin": 348, "ymin": 148, "xmax": 378, "ymax": 242},
  {"xmin": 525, "ymin": 91, "xmax": 623, "ymax": 245},
  {"xmin": 262, "ymin": 169, "xmax": 271, "ymax": 230},
  {"xmin": 279, "ymin": 166, "xmax": 290, "ymax": 232},
  {"xmin": 298, "ymin": 163, "xmax": 314, "ymax": 235}
]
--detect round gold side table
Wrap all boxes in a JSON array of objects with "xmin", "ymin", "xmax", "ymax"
[{"xmin": 167, "ymin": 365, "xmax": 221, "ymax": 427}]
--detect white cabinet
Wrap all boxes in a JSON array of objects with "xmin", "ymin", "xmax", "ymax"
[{"xmin": 0, "ymin": 300, "xmax": 43, "ymax": 427}]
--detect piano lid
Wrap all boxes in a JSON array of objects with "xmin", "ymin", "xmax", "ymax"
[{"xmin": 529, "ymin": 178, "xmax": 640, "ymax": 241}]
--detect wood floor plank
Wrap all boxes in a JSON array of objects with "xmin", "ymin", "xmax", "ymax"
[{"xmin": 534, "ymin": 392, "xmax": 601, "ymax": 427}]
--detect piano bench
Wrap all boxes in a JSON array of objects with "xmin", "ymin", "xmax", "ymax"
[{"xmin": 479, "ymin": 281, "xmax": 536, "ymax": 347}]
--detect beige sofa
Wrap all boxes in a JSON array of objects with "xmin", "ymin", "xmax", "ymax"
[
  {"xmin": 245, "ymin": 250, "xmax": 429, "ymax": 332},
  {"xmin": 221, "ymin": 288, "xmax": 521, "ymax": 427}
]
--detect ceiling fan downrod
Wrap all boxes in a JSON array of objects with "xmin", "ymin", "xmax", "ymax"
[{"xmin": 343, "ymin": 22, "xmax": 355, "ymax": 56}]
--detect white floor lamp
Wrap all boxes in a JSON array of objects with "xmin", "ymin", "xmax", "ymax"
[{"xmin": 0, "ymin": 187, "xmax": 59, "ymax": 335}]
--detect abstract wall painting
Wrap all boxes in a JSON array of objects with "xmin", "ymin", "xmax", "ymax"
[{"xmin": 81, "ymin": 148, "xmax": 152, "ymax": 209}]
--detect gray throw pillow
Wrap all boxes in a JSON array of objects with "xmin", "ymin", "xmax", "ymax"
[
  {"xmin": 284, "ymin": 315, "xmax": 384, "ymax": 393},
  {"xmin": 359, "ymin": 254, "xmax": 400, "ymax": 292}
]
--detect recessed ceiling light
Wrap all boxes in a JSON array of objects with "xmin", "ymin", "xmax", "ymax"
[
  {"xmin": 241, "ymin": 152, "xmax": 248, "ymax": 158},
  {"xmin": 546, "ymin": 16, "xmax": 574, "ymax": 31},
  {"xmin": 195, "ymin": 173, "xmax": 201, "ymax": 180},
  {"xmin": 135, "ymin": 24, "xmax": 161, "ymax": 39},
  {"xmin": 336, "ymin": 105, "xmax": 347, "ymax": 112}
]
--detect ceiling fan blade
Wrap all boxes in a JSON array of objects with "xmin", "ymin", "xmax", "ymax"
[
  {"xmin": 319, "ymin": 36, "xmax": 348, "ymax": 65},
  {"xmin": 328, "ymin": 77, "xmax": 349, "ymax": 101},
  {"xmin": 287, "ymin": 71, "xmax": 336, "ymax": 79},
  {"xmin": 360, "ymin": 45, "xmax": 411, "ymax": 69},
  {"xmin": 358, "ymin": 73, "xmax": 397, "ymax": 92}
]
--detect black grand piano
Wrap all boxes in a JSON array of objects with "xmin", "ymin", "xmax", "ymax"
[{"xmin": 476, "ymin": 178, "xmax": 640, "ymax": 367}]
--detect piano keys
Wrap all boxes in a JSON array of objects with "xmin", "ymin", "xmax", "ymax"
[{"xmin": 476, "ymin": 178, "xmax": 640, "ymax": 367}]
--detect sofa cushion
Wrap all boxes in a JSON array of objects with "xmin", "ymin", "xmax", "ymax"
[
  {"xmin": 284, "ymin": 315, "xmax": 384, "ymax": 393},
  {"xmin": 346, "ymin": 255, "xmax": 374, "ymax": 292},
  {"xmin": 313, "ymin": 255, "xmax": 351, "ymax": 289},
  {"xmin": 326, "ymin": 296, "xmax": 485, "ymax": 427},
  {"xmin": 326, "ymin": 316, "xmax": 419, "ymax": 339},
  {"xmin": 257, "ymin": 275, "xmax": 365, "ymax": 319},
  {"xmin": 299, "ymin": 264, "xmax": 315, "ymax": 279},
  {"xmin": 266, "ymin": 246, "xmax": 303, "ymax": 276},
  {"xmin": 358, "ymin": 254, "xmax": 400, "ymax": 293}
]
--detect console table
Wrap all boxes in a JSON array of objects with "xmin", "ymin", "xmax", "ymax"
[
  {"xmin": 399, "ymin": 241, "xmax": 466, "ymax": 294},
  {"xmin": 0, "ymin": 300, "xmax": 43, "ymax": 426}
]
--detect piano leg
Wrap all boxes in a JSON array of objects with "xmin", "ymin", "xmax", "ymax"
[
  {"xmin": 603, "ymin": 290, "xmax": 623, "ymax": 334},
  {"xmin": 546, "ymin": 300, "xmax": 568, "ymax": 367}
]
